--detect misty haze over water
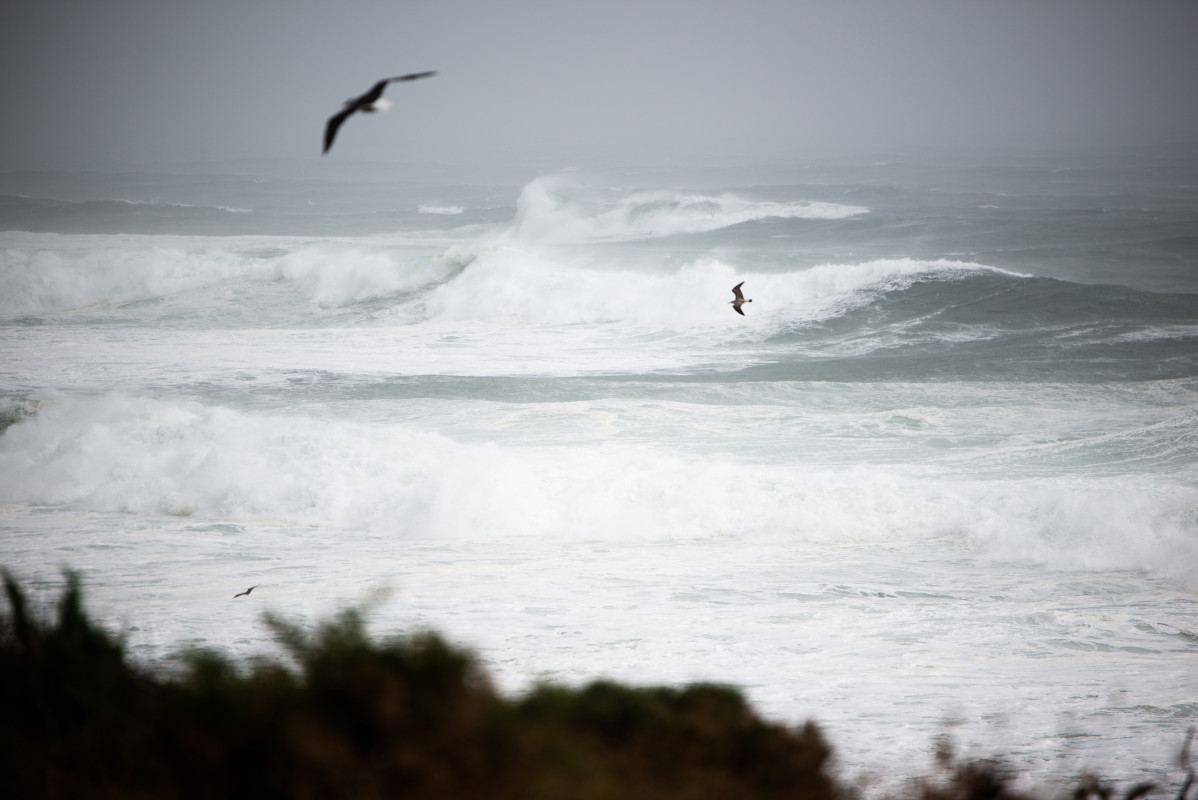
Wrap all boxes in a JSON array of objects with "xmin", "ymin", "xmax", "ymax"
[{"xmin": 2, "ymin": 1, "xmax": 1197, "ymax": 796}]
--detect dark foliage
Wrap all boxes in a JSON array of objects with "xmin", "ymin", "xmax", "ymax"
[
  {"xmin": 0, "ymin": 571, "xmax": 841, "ymax": 799},
  {"xmin": 1, "ymin": 571, "xmax": 1192, "ymax": 800}
]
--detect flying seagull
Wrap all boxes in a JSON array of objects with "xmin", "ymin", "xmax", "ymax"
[
  {"xmin": 323, "ymin": 72, "xmax": 436, "ymax": 155},
  {"xmin": 232, "ymin": 585, "xmax": 257, "ymax": 599},
  {"xmin": 730, "ymin": 282, "xmax": 752, "ymax": 315}
]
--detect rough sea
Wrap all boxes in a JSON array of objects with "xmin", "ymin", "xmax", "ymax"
[{"xmin": 2, "ymin": 148, "xmax": 1196, "ymax": 795}]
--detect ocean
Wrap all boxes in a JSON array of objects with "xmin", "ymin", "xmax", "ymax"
[{"xmin": 1, "ymin": 148, "xmax": 1196, "ymax": 794}]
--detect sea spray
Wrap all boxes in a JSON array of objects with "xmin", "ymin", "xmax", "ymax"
[
  {"xmin": 509, "ymin": 174, "xmax": 868, "ymax": 242},
  {"xmin": 0, "ymin": 233, "xmax": 261, "ymax": 315},
  {"xmin": 2, "ymin": 154, "xmax": 1197, "ymax": 794},
  {"xmin": 1, "ymin": 394, "xmax": 1194, "ymax": 584}
]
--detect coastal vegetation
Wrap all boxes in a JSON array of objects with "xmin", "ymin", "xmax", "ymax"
[{"xmin": 1, "ymin": 571, "xmax": 1190, "ymax": 800}]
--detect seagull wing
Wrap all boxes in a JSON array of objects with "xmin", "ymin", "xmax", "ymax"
[
  {"xmin": 324, "ymin": 80, "xmax": 383, "ymax": 154},
  {"xmin": 732, "ymin": 282, "xmax": 745, "ymax": 301},
  {"xmin": 323, "ymin": 107, "xmax": 356, "ymax": 154},
  {"xmin": 733, "ymin": 305, "xmax": 745, "ymax": 316},
  {"xmin": 389, "ymin": 71, "xmax": 437, "ymax": 83},
  {"xmin": 324, "ymin": 73, "xmax": 436, "ymax": 154}
]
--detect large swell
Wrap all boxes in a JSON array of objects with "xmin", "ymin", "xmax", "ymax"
[
  {"xmin": 8, "ymin": 233, "xmax": 1195, "ymax": 403},
  {"xmin": 507, "ymin": 174, "xmax": 869, "ymax": 241},
  {"xmin": 1, "ymin": 392, "xmax": 1196, "ymax": 588},
  {"xmin": 2, "ymin": 160, "xmax": 1198, "ymax": 793}
]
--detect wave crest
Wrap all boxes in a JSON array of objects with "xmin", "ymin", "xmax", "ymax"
[
  {"xmin": 0, "ymin": 233, "xmax": 259, "ymax": 315},
  {"xmin": 509, "ymin": 175, "xmax": 867, "ymax": 242},
  {"xmin": 427, "ymin": 246, "xmax": 997, "ymax": 328},
  {"xmin": 0, "ymin": 232, "xmax": 471, "ymax": 315},
  {"xmin": 2, "ymin": 394, "xmax": 1194, "ymax": 585}
]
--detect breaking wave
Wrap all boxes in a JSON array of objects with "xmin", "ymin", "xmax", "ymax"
[
  {"xmin": 1, "ymin": 393, "xmax": 1194, "ymax": 585},
  {"xmin": 508, "ymin": 175, "xmax": 867, "ymax": 242}
]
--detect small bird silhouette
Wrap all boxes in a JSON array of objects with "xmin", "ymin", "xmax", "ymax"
[
  {"xmin": 323, "ymin": 72, "xmax": 436, "ymax": 154},
  {"xmin": 730, "ymin": 282, "xmax": 752, "ymax": 315},
  {"xmin": 233, "ymin": 586, "xmax": 257, "ymax": 599}
]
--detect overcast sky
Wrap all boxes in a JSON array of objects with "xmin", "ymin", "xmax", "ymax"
[{"xmin": 2, "ymin": 0, "xmax": 1197, "ymax": 170}]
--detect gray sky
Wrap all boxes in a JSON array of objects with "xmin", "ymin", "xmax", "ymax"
[{"xmin": 2, "ymin": 0, "xmax": 1197, "ymax": 170}]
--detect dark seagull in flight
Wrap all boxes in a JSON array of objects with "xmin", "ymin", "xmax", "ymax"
[
  {"xmin": 232, "ymin": 585, "xmax": 257, "ymax": 599},
  {"xmin": 730, "ymin": 282, "xmax": 752, "ymax": 315},
  {"xmin": 323, "ymin": 71, "xmax": 436, "ymax": 155}
]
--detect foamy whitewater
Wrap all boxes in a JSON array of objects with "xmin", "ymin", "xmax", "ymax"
[{"xmin": 2, "ymin": 151, "xmax": 1196, "ymax": 794}]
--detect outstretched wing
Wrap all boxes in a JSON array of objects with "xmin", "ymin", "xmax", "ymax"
[
  {"xmin": 323, "ymin": 107, "xmax": 355, "ymax": 154},
  {"xmin": 324, "ymin": 73, "xmax": 436, "ymax": 154},
  {"xmin": 733, "ymin": 305, "xmax": 745, "ymax": 316},
  {"xmin": 732, "ymin": 282, "xmax": 745, "ymax": 301},
  {"xmin": 389, "ymin": 71, "xmax": 437, "ymax": 83}
]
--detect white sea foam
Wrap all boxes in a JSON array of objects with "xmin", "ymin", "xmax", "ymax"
[
  {"xmin": 509, "ymin": 174, "xmax": 868, "ymax": 242},
  {"xmin": 111, "ymin": 198, "xmax": 253, "ymax": 213},
  {"xmin": 272, "ymin": 242, "xmax": 464, "ymax": 307},
  {"xmin": 2, "ymin": 394, "xmax": 1194, "ymax": 585},
  {"xmin": 0, "ymin": 233, "xmax": 267, "ymax": 315},
  {"xmin": 0, "ymin": 232, "xmax": 467, "ymax": 314},
  {"xmin": 0, "ymin": 222, "xmax": 1001, "ymax": 325},
  {"xmin": 3, "ymin": 160, "xmax": 1197, "ymax": 796},
  {"xmin": 427, "ymin": 240, "xmax": 999, "ymax": 329},
  {"xmin": 965, "ymin": 477, "xmax": 1198, "ymax": 582}
]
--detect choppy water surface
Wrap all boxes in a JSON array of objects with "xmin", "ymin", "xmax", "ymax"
[{"xmin": 2, "ymin": 149, "xmax": 1196, "ymax": 794}]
